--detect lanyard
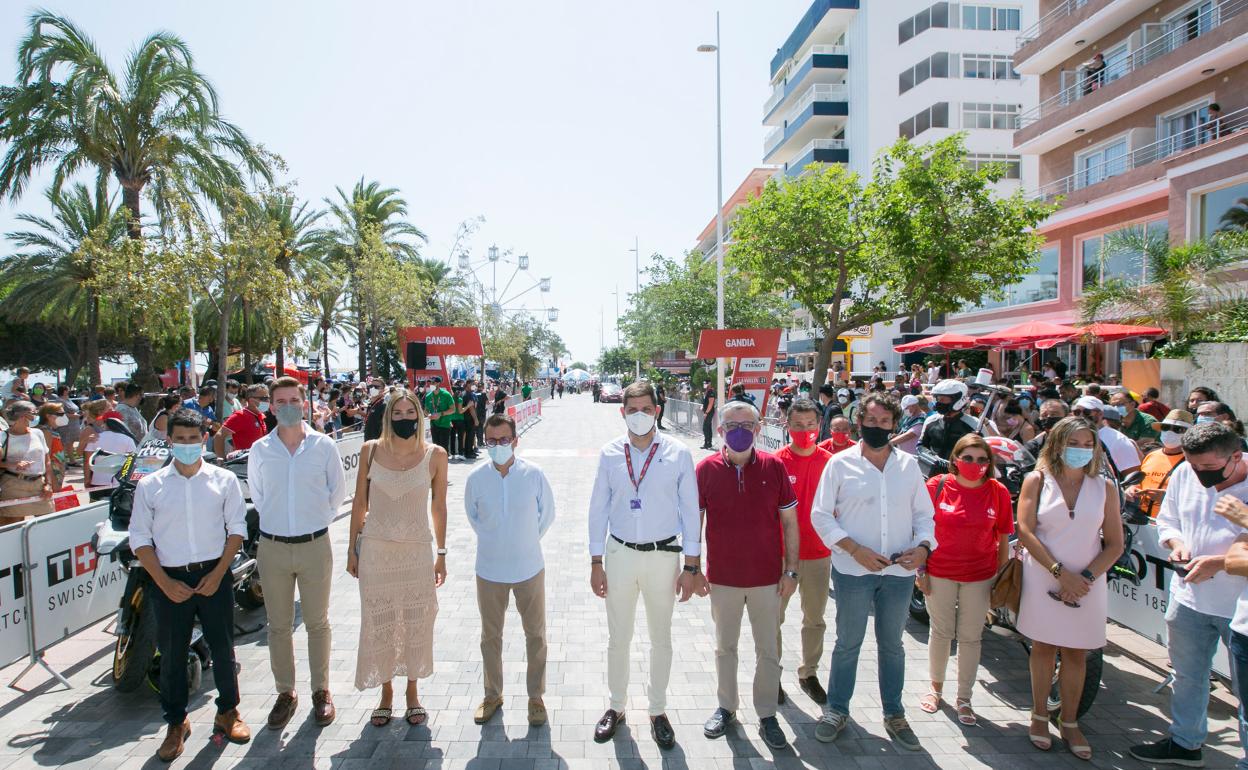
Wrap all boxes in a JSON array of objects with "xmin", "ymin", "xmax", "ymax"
[{"xmin": 625, "ymin": 441, "xmax": 661, "ymax": 496}]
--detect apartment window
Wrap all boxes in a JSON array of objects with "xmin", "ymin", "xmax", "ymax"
[
  {"xmin": 962, "ymin": 53, "xmax": 1019, "ymax": 80},
  {"xmin": 1160, "ymin": 102, "xmax": 1211, "ymax": 156},
  {"xmin": 966, "ymin": 153, "xmax": 1022, "ymax": 179},
  {"xmin": 967, "ymin": 245, "xmax": 1058, "ymax": 311},
  {"xmin": 899, "ymin": 52, "xmax": 951, "ymax": 94},
  {"xmin": 962, "ymin": 5, "xmax": 1021, "ymax": 30},
  {"xmin": 1198, "ymin": 179, "xmax": 1248, "ymax": 239},
  {"xmin": 961, "ymin": 102, "xmax": 1020, "ymax": 130},
  {"xmin": 899, "ymin": 2, "xmax": 950, "ymax": 43},
  {"xmin": 1076, "ymin": 138, "xmax": 1128, "ymax": 188},
  {"xmin": 1080, "ymin": 220, "xmax": 1167, "ymax": 290},
  {"xmin": 899, "ymin": 102, "xmax": 950, "ymax": 139}
]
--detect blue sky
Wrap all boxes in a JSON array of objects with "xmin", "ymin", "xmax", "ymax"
[{"xmin": 0, "ymin": 0, "xmax": 809, "ymax": 375}]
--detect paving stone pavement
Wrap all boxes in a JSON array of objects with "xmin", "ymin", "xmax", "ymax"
[{"xmin": 1, "ymin": 392, "xmax": 1245, "ymax": 769}]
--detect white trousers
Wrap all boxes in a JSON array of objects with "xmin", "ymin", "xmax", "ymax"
[{"xmin": 604, "ymin": 536, "xmax": 680, "ymax": 716}]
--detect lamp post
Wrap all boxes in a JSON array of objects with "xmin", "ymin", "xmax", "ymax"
[
  {"xmin": 629, "ymin": 236, "xmax": 641, "ymax": 379},
  {"xmin": 698, "ymin": 12, "xmax": 726, "ymax": 426}
]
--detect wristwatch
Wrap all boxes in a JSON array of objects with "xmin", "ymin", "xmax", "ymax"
[
  {"xmin": 436, "ymin": 547, "xmax": 448, "ymax": 556},
  {"xmin": 783, "ymin": 570, "xmax": 799, "ymax": 580},
  {"xmin": 1080, "ymin": 568, "xmax": 1095, "ymax": 581},
  {"xmin": 682, "ymin": 564, "xmax": 701, "ymax": 575},
  {"xmin": 1049, "ymin": 561, "xmax": 1064, "ymax": 578}
]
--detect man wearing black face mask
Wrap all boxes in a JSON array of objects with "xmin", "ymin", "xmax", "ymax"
[
  {"xmin": 1024, "ymin": 398, "xmax": 1069, "ymax": 460},
  {"xmin": 918, "ymin": 380, "xmax": 978, "ymax": 461}
]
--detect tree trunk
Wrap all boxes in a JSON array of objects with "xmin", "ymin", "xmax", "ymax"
[
  {"xmin": 354, "ymin": 287, "xmax": 367, "ymax": 377},
  {"xmin": 85, "ymin": 290, "xmax": 101, "ymax": 385},
  {"xmin": 370, "ymin": 316, "xmax": 381, "ymax": 379},
  {"xmin": 275, "ymin": 338, "xmax": 285, "ymax": 377},
  {"xmin": 218, "ymin": 296, "xmax": 232, "ymax": 417},
  {"xmin": 811, "ymin": 330, "xmax": 837, "ymax": 392},
  {"xmin": 120, "ymin": 183, "xmax": 159, "ymax": 390},
  {"xmin": 242, "ymin": 298, "xmax": 253, "ymax": 383},
  {"xmin": 322, "ymin": 327, "xmax": 330, "ymax": 379}
]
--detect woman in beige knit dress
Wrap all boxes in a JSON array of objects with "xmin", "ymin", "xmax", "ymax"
[{"xmin": 346, "ymin": 390, "xmax": 448, "ymax": 726}]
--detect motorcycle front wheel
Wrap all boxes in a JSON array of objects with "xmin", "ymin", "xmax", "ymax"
[
  {"xmin": 909, "ymin": 586, "xmax": 930, "ymax": 625},
  {"xmin": 234, "ymin": 576, "xmax": 264, "ymax": 609},
  {"xmin": 112, "ymin": 588, "xmax": 157, "ymax": 692},
  {"xmin": 1046, "ymin": 647, "xmax": 1103, "ymax": 719}
]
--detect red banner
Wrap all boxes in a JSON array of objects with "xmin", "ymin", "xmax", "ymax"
[
  {"xmin": 695, "ymin": 328, "xmax": 783, "ymax": 415},
  {"xmin": 397, "ymin": 326, "xmax": 485, "ymax": 388}
]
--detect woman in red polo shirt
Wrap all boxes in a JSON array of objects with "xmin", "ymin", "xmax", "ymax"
[{"xmin": 917, "ymin": 433, "xmax": 1013, "ymax": 726}]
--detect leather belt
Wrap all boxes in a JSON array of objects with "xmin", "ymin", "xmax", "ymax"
[
  {"xmin": 2, "ymin": 471, "xmax": 43, "ymax": 482},
  {"xmin": 260, "ymin": 528, "xmax": 328, "ymax": 544},
  {"xmin": 164, "ymin": 558, "xmax": 221, "ymax": 574},
  {"xmin": 612, "ymin": 534, "xmax": 682, "ymax": 553}
]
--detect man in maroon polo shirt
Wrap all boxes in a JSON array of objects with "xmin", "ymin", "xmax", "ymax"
[{"xmin": 696, "ymin": 400, "xmax": 799, "ymax": 751}]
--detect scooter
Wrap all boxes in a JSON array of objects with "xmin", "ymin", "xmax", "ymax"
[{"xmin": 91, "ymin": 438, "xmax": 263, "ymax": 694}]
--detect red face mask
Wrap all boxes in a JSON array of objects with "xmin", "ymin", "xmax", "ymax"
[
  {"xmin": 956, "ymin": 459, "xmax": 989, "ymax": 481},
  {"xmin": 830, "ymin": 431, "xmax": 851, "ymax": 446},
  {"xmin": 789, "ymin": 429, "xmax": 817, "ymax": 449}
]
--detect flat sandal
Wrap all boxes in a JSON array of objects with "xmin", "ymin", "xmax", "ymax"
[
  {"xmin": 405, "ymin": 706, "xmax": 428, "ymax": 726},
  {"xmin": 956, "ymin": 699, "xmax": 976, "ymax": 726},
  {"xmin": 918, "ymin": 691, "xmax": 942, "ymax": 714},
  {"xmin": 369, "ymin": 707, "xmax": 392, "ymax": 727}
]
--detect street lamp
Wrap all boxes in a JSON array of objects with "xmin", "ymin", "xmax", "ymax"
[
  {"xmin": 629, "ymin": 236, "xmax": 641, "ymax": 379},
  {"xmin": 698, "ymin": 13, "xmax": 726, "ymax": 423},
  {"xmin": 488, "ymin": 244, "xmax": 500, "ymax": 262}
]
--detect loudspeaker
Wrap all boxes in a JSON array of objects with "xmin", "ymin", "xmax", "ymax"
[{"xmin": 405, "ymin": 341, "xmax": 428, "ymax": 370}]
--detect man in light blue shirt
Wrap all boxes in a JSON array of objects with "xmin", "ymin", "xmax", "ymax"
[{"xmin": 464, "ymin": 412, "xmax": 556, "ymax": 728}]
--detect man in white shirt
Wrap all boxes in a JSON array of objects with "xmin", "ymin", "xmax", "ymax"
[
  {"xmin": 129, "ymin": 409, "xmax": 250, "ymax": 761},
  {"xmin": 587, "ymin": 380, "xmax": 702, "ymax": 751},
  {"xmin": 247, "ymin": 376, "xmax": 347, "ymax": 731},
  {"xmin": 1073, "ymin": 396, "xmax": 1141, "ymax": 478},
  {"xmin": 1131, "ymin": 422, "xmax": 1248, "ymax": 768},
  {"xmin": 465, "ymin": 413, "xmax": 556, "ymax": 728},
  {"xmin": 116, "ymin": 383, "xmax": 147, "ymax": 442},
  {"xmin": 811, "ymin": 393, "xmax": 936, "ymax": 752}
]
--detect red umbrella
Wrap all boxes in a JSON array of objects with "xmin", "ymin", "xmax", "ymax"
[
  {"xmin": 974, "ymin": 321, "xmax": 1080, "ymax": 348},
  {"xmin": 893, "ymin": 333, "xmax": 982, "ymax": 353},
  {"xmin": 1077, "ymin": 322, "xmax": 1166, "ymax": 342}
]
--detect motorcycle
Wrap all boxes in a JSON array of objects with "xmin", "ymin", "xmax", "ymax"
[{"xmin": 91, "ymin": 438, "xmax": 263, "ymax": 694}]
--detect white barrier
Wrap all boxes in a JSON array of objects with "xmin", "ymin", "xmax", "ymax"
[
  {"xmin": 508, "ymin": 398, "xmax": 543, "ymax": 434},
  {"xmin": 0, "ymin": 521, "xmax": 29, "ymax": 669},
  {"xmin": 756, "ymin": 421, "xmax": 787, "ymax": 452}
]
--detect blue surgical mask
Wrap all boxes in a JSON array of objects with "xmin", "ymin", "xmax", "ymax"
[
  {"xmin": 487, "ymin": 444, "xmax": 514, "ymax": 465},
  {"xmin": 171, "ymin": 442, "xmax": 203, "ymax": 465},
  {"xmin": 1196, "ymin": 415, "xmax": 1215, "ymax": 424},
  {"xmin": 1064, "ymin": 446, "xmax": 1095, "ymax": 469}
]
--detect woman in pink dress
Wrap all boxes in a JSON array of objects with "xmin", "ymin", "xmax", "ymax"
[{"xmin": 1015, "ymin": 416, "xmax": 1123, "ymax": 761}]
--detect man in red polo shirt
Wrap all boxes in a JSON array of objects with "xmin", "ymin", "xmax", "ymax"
[
  {"xmin": 696, "ymin": 400, "xmax": 799, "ymax": 751},
  {"xmin": 214, "ymin": 384, "xmax": 270, "ymax": 456},
  {"xmin": 775, "ymin": 398, "xmax": 833, "ymax": 706},
  {"xmin": 818, "ymin": 415, "xmax": 853, "ymax": 455}
]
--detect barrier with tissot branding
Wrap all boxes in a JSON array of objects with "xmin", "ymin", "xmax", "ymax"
[
  {"xmin": 695, "ymin": 328, "xmax": 783, "ymax": 415},
  {"xmin": 397, "ymin": 326, "xmax": 485, "ymax": 387}
]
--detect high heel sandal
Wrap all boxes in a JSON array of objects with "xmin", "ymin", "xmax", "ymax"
[
  {"xmin": 1028, "ymin": 712, "xmax": 1052, "ymax": 750},
  {"xmin": 1060, "ymin": 720, "xmax": 1092, "ymax": 761}
]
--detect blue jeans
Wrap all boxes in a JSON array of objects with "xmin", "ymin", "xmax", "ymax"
[
  {"xmin": 827, "ymin": 568, "xmax": 915, "ymax": 718},
  {"xmin": 1168, "ymin": 602, "xmax": 1248, "ymax": 766},
  {"xmin": 1226, "ymin": 629, "xmax": 1248, "ymax": 769}
]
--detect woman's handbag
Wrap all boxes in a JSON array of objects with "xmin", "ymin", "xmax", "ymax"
[{"xmin": 990, "ymin": 547, "xmax": 1024, "ymax": 613}]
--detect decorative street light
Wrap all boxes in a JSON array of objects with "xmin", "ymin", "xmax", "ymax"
[
  {"xmin": 519, "ymin": 254, "xmax": 529, "ymax": 270},
  {"xmin": 488, "ymin": 244, "xmax": 500, "ymax": 262}
]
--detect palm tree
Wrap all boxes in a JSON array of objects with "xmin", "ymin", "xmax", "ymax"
[
  {"xmin": 0, "ymin": 12, "xmax": 272, "ymax": 387},
  {"xmin": 1080, "ymin": 227, "xmax": 1248, "ymax": 345},
  {"xmin": 259, "ymin": 193, "xmax": 325, "ymax": 373},
  {"xmin": 414, "ymin": 256, "xmax": 475, "ymax": 326},
  {"xmin": 299, "ymin": 275, "xmax": 357, "ymax": 379},
  {"xmin": 0, "ymin": 183, "xmax": 126, "ymax": 384},
  {"xmin": 324, "ymin": 178, "xmax": 426, "ymax": 375},
  {"xmin": 1220, "ymin": 197, "xmax": 1248, "ymax": 233}
]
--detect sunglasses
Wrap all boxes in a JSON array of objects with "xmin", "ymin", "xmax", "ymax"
[
  {"xmin": 1048, "ymin": 590, "xmax": 1081, "ymax": 608},
  {"xmin": 955, "ymin": 455, "xmax": 991, "ymax": 465}
]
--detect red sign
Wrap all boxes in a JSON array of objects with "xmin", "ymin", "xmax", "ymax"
[
  {"xmin": 695, "ymin": 329, "xmax": 783, "ymax": 415},
  {"xmin": 397, "ymin": 326, "xmax": 485, "ymax": 388}
]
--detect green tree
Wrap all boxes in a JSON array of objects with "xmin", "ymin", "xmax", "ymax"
[
  {"xmin": 1079, "ymin": 228, "xmax": 1248, "ymax": 351},
  {"xmin": 261, "ymin": 192, "xmax": 325, "ymax": 373},
  {"xmin": 299, "ymin": 271, "xmax": 357, "ymax": 378},
  {"xmin": 0, "ymin": 183, "xmax": 126, "ymax": 384},
  {"xmin": 568, "ymin": 360, "xmax": 588, "ymax": 371},
  {"xmin": 598, "ymin": 345, "xmax": 634, "ymax": 375},
  {"xmin": 729, "ymin": 134, "xmax": 1054, "ymax": 390},
  {"xmin": 620, "ymin": 251, "xmax": 788, "ymax": 359},
  {"xmin": 0, "ymin": 12, "xmax": 273, "ymax": 387}
]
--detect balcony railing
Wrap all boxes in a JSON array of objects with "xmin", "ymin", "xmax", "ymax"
[
  {"xmin": 1016, "ymin": 0, "xmax": 1247, "ymax": 128},
  {"xmin": 1029, "ymin": 105, "xmax": 1248, "ymax": 202},
  {"xmin": 763, "ymin": 44, "xmax": 848, "ymax": 117},
  {"xmin": 1015, "ymin": 0, "xmax": 1092, "ymax": 47},
  {"xmin": 786, "ymin": 83, "xmax": 849, "ymax": 123},
  {"xmin": 794, "ymin": 137, "xmax": 847, "ymax": 158},
  {"xmin": 765, "ymin": 126, "xmax": 785, "ymax": 155}
]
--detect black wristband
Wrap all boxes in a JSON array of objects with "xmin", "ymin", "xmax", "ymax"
[
  {"xmin": 682, "ymin": 564, "xmax": 701, "ymax": 575},
  {"xmin": 1080, "ymin": 568, "xmax": 1095, "ymax": 581}
]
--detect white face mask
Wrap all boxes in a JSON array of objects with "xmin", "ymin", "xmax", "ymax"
[
  {"xmin": 625, "ymin": 411, "xmax": 656, "ymax": 436},
  {"xmin": 487, "ymin": 444, "xmax": 514, "ymax": 465},
  {"xmin": 256, "ymin": 401, "xmax": 270, "ymax": 413},
  {"xmin": 369, "ymin": 387, "xmax": 381, "ymax": 398},
  {"xmin": 837, "ymin": 396, "xmax": 849, "ymax": 405},
  {"xmin": 54, "ymin": 415, "xmax": 69, "ymax": 428},
  {"xmin": 1160, "ymin": 429, "xmax": 1183, "ymax": 449}
]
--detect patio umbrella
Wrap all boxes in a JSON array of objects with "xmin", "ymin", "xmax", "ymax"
[
  {"xmin": 975, "ymin": 321, "xmax": 1082, "ymax": 377},
  {"xmin": 893, "ymin": 333, "xmax": 982, "ymax": 353},
  {"xmin": 1077, "ymin": 322, "xmax": 1167, "ymax": 342}
]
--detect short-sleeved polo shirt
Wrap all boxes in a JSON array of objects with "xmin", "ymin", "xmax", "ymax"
[{"xmin": 696, "ymin": 449, "xmax": 798, "ymax": 589}]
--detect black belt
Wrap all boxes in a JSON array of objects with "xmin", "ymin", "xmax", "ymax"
[
  {"xmin": 2, "ymin": 471, "xmax": 43, "ymax": 482},
  {"xmin": 260, "ymin": 528, "xmax": 328, "ymax": 544},
  {"xmin": 164, "ymin": 558, "xmax": 220, "ymax": 574},
  {"xmin": 612, "ymin": 534, "xmax": 682, "ymax": 553}
]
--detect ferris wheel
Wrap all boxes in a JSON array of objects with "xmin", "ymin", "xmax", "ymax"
[{"xmin": 456, "ymin": 244, "xmax": 560, "ymax": 323}]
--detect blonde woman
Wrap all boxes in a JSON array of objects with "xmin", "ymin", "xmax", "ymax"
[
  {"xmin": 346, "ymin": 389, "xmax": 448, "ymax": 727},
  {"xmin": 1015, "ymin": 417, "xmax": 1123, "ymax": 760}
]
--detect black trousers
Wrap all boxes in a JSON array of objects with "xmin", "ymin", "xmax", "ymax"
[
  {"xmin": 460, "ymin": 420, "xmax": 477, "ymax": 457},
  {"xmin": 430, "ymin": 424, "xmax": 451, "ymax": 453},
  {"xmin": 656, "ymin": 402, "xmax": 666, "ymax": 429},
  {"xmin": 702, "ymin": 412, "xmax": 714, "ymax": 448},
  {"xmin": 151, "ymin": 561, "xmax": 238, "ymax": 725},
  {"xmin": 447, "ymin": 421, "xmax": 461, "ymax": 456}
]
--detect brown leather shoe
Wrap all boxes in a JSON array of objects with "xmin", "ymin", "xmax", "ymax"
[
  {"xmin": 157, "ymin": 719, "xmax": 190, "ymax": 762},
  {"xmin": 267, "ymin": 692, "xmax": 297, "ymax": 731},
  {"xmin": 594, "ymin": 709, "xmax": 625, "ymax": 743},
  {"xmin": 213, "ymin": 709, "xmax": 251, "ymax": 744},
  {"xmin": 312, "ymin": 689, "xmax": 336, "ymax": 727}
]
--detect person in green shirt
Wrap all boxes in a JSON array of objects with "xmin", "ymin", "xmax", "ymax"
[
  {"xmin": 521, "ymin": 382, "xmax": 533, "ymax": 401},
  {"xmin": 446, "ymin": 383, "xmax": 465, "ymax": 458},
  {"xmin": 1111, "ymin": 390, "xmax": 1158, "ymax": 445},
  {"xmin": 424, "ymin": 377, "xmax": 457, "ymax": 454}
]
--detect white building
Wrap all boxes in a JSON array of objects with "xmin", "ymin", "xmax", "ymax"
[{"xmin": 764, "ymin": 0, "xmax": 1038, "ymax": 374}]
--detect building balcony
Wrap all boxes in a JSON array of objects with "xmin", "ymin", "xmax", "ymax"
[
  {"xmin": 1014, "ymin": 0, "xmax": 1248, "ymax": 154},
  {"xmin": 1013, "ymin": 0, "xmax": 1154, "ymax": 76},
  {"xmin": 763, "ymin": 45, "xmax": 849, "ymax": 124},
  {"xmin": 784, "ymin": 138, "xmax": 849, "ymax": 177},
  {"xmin": 770, "ymin": 0, "xmax": 859, "ymax": 82},
  {"xmin": 762, "ymin": 83, "xmax": 849, "ymax": 164},
  {"xmin": 1029, "ymin": 105, "xmax": 1248, "ymax": 205}
]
